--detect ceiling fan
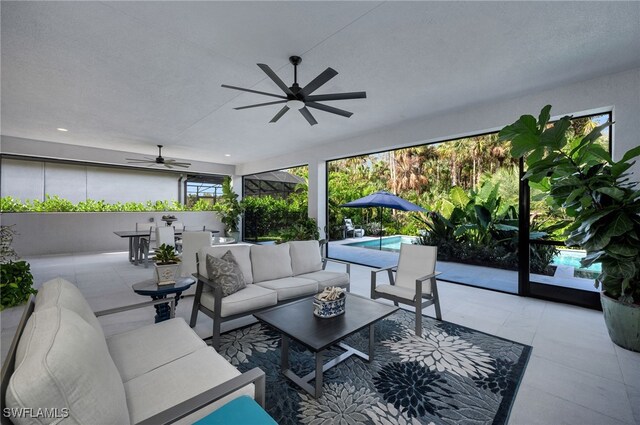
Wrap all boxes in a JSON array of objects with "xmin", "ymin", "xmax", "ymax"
[
  {"xmin": 126, "ymin": 145, "xmax": 191, "ymax": 169},
  {"xmin": 222, "ymin": 56, "xmax": 366, "ymax": 126}
]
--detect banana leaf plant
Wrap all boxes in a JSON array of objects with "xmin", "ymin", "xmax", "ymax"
[{"xmin": 499, "ymin": 105, "xmax": 640, "ymax": 304}]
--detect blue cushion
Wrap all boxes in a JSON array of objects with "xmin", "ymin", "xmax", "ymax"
[{"xmin": 193, "ymin": 396, "xmax": 277, "ymax": 425}]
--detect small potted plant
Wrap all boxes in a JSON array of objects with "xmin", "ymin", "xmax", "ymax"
[{"xmin": 154, "ymin": 243, "xmax": 181, "ymax": 285}]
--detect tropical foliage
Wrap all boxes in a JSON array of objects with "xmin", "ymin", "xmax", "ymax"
[
  {"xmin": 213, "ymin": 176, "xmax": 244, "ymax": 233},
  {"xmin": 1, "ymin": 195, "xmax": 218, "ymax": 212},
  {"xmin": 499, "ymin": 105, "xmax": 640, "ymax": 303},
  {"xmin": 1, "ymin": 226, "xmax": 36, "ymax": 310}
]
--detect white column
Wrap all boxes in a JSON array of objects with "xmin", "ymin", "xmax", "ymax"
[{"xmin": 307, "ymin": 159, "xmax": 327, "ymax": 239}]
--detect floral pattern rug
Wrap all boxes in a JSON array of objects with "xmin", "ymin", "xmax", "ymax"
[{"xmin": 219, "ymin": 309, "xmax": 531, "ymax": 425}]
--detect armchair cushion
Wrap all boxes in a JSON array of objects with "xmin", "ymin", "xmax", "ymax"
[
  {"xmin": 395, "ymin": 244, "xmax": 437, "ymax": 291},
  {"xmin": 374, "ymin": 283, "xmax": 432, "ymax": 301},
  {"xmin": 107, "ymin": 318, "xmax": 206, "ymax": 382},
  {"xmin": 199, "ymin": 244, "xmax": 253, "ymax": 284},
  {"xmin": 35, "ymin": 277, "xmax": 105, "ymax": 340},
  {"xmin": 7, "ymin": 307, "xmax": 130, "ymax": 425},
  {"xmin": 206, "ymin": 251, "xmax": 246, "ymax": 297},
  {"xmin": 250, "ymin": 244, "xmax": 293, "ymax": 283},
  {"xmin": 124, "ymin": 347, "xmax": 254, "ymax": 424},
  {"xmin": 288, "ymin": 240, "xmax": 323, "ymax": 276},
  {"xmin": 200, "ymin": 285, "xmax": 277, "ymax": 318}
]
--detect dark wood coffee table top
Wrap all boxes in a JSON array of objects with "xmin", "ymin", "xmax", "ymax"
[{"xmin": 254, "ymin": 293, "xmax": 398, "ymax": 352}]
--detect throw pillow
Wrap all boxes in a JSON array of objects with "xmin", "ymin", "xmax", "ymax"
[{"xmin": 206, "ymin": 250, "xmax": 246, "ymax": 297}]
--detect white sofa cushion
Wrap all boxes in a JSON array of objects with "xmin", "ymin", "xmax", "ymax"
[
  {"xmin": 35, "ymin": 277, "xmax": 105, "ymax": 340},
  {"xmin": 200, "ymin": 284, "xmax": 277, "ymax": 318},
  {"xmin": 124, "ymin": 347, "xmax": 254, "ymax": 424},
  {"xmin": 107, "ymin": 318, "xmax": 206, "ymax": 382},
  {"xmin": 199, "ymin": 244, "xmax": 253, "ymax": 284},
  {"xmin": 250, "ymin": 244, "xmax": 293, "ymax": 283},
  {"xmin": 7, "ymin": 307, "xmax": 130, "ymax": 425},
  {"xmin": 296, "ymin": 271, "xmax": 349, "ymax": 291},
  {"xmin": 254, "ymin": 277, "xmax": 318, "ymax": 301},
  {"xmin": 288, "ymin": 240, "xmax": 323, "ymax": 276}
]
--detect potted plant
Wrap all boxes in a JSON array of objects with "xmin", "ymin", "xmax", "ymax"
[
  {"xmin": 499, "ymin": 105, "xmax": 640, "ymax": 351},
  {"xmin": 154, "ymin": 243, "xmax": 181, "ymax": 285},
  {"xmin": 214, "ymin": 176, "xmax": 244, "ymax": 240},
  {"xmin": 1, "ymin": 225, "xmax": 37, "ymax": 310}
]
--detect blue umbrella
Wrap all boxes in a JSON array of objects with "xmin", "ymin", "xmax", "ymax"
[{"xmin": 341, "ymin": 191, "xmax": 426, "ymax": 250}]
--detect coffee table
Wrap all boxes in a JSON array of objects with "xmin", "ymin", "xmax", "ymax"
[{"xmin": 254, "ymin": 293, "xmax": 398, "ymax": 398}]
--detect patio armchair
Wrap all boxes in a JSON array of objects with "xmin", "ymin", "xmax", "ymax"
[
  {"xmin": 344, "ymin": 219, "xmax": 364, "ymax": 238},
  {"xmin": 370, "ymin": 244, "xmax": 442, "ymax": 336}
]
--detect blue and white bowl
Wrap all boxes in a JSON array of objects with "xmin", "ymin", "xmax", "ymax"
[{"xmin": 313, "ymin": 293, "xmax": 346, "ymax": 318}]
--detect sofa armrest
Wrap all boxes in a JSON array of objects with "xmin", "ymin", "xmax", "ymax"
[
  {"xmin": 193, "ymin": 273, "xmax": 224, "ymax": 299},
  {"xmin": 322, "ymin": 258, "xmax": 351, "ymax": 276},
  {"xmin": 94, "ymin": 298, "xmax": 176, "ymax": 318},
  {"xmin": 135, "ymin": 367, "xmax": 266, "ymax": 425}
]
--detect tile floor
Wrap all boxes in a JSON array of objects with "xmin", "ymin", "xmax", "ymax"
[{"xmin": 1, "ymin": 251, "xmax": 638, "ymax": 424}]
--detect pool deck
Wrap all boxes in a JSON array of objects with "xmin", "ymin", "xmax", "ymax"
[{"xmin": 328, "ymin": 237, "xmax": 597, "ymax": 294}]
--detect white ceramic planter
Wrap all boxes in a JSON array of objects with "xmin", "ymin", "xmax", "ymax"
[{"xmin": 154, "ymin": 263, "xmax": 181, "ymax": 285}]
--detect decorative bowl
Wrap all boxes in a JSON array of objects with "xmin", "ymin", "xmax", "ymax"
[{"xmin": 313, "ymin": 292, "xmax": 346, "ymax": 318}]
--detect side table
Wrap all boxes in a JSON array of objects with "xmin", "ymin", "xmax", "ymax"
[{"xmin": 132, "ymin": 276, "xmax": 196, "ymax": 323}]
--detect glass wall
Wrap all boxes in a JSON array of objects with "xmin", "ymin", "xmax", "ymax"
[{"xmin": 242, "ymin": 166, "xmax": 312, "ymax": 243}]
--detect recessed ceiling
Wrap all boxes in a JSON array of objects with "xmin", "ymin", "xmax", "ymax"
[{"xmin": 2, "ymin": 1, "xmax": 639, "ymax": 165}]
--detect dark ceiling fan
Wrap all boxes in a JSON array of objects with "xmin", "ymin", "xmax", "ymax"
[
  {"xmin": 126, "ymin": 145, "xmax": 191, "ymax": 169},
  {"xmin": 222, "ymin": 56, "xmax": 366, "ymax": 126}
]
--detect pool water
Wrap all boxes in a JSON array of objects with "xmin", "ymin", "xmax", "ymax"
[
  {"xmin": 551, "ymin": 249, "xmax": 601, "ymax": 273},
  {"xmin": 345, "ymin": 237, "xmax": 602, "ymax": 273},
  {"xmin": 344, "ymin": 236, "xmax": 417, "ymax": 252}
]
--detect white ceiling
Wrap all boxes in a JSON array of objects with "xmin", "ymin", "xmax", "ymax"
[{"xmin": 2, "ymin": 1, "xmax": 639, "ymax": 165}]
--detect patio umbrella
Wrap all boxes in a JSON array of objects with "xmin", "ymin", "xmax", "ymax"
[{"xmin": 341, "ymin": 190, "xmax": 426, "ymax": 250}]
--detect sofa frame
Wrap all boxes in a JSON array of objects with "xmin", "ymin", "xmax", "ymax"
[
  {"xmin": 1, "ymin": 296, "xmax": 266, "ymax": 425},
  {"xmin": 190, "ymin": 254, "xmax": 351, "ymax": 350}
]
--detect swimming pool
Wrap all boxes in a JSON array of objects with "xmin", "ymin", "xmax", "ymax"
[
  {"xmin": 344, "ymin": 236, "xmax": 417, "ymax": 252},
  {"xmin": 345, "ymin": 237, "xmax": 602, "ymax": 273}
]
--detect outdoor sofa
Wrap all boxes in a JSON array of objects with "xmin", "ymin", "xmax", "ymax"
[
  {"xmin": 1, "ymin": 278, "xmax": 266, "ymax": 425},
  {"xmin": 189, "ymin": 240, "xmax": 351, "ymax": 349}
]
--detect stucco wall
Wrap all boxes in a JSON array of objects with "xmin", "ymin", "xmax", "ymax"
[{"xmin": 1, "ymin": 211, "xmax": 223, "ymax": 256}]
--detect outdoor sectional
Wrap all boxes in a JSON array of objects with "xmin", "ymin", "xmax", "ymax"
[
  {"xmin": 189, "ymin": 240, "xmax": 351, "ymax": 349},
  {"xmin": 1, "ymin": 278, "xmax": 266, "ymax": 425}
]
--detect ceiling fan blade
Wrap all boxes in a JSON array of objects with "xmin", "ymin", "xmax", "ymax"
[
  {"xmin": 165, "ymin": 160, "xmax": 192, "ymax": 166},
  {"xmin": 300, "ymin": 67, "xmax": 338, "ymax": 97},
  {"xmin": 221, "ymin": 84, "xmax": 287, "ymax": 100},
  {"xmin": 165, "ymin": 164, "xmax": 174, "ymax": 169},
  {"xmin": 299, "ymin": 107, "xmax": 318, "ymax": 126},
  {"xmin": 305, "ymin": 91, "xmax": 367, "ymax": 102},
  {"xmin": 234, "ymin": 100, "xmax": 287, "ymax": 110},
  {"xmin": 257, "ymin": 64, "xmax": 294, "ymax": 96},
  {"xmin": 305, "ymin": 101, "xmax": 353, "ymax": 118},
  {"xmin": 270, "ymin": 105, "xmax": 290, "ymax": 123},
  {"xmin": 126, "ymin": 159, "xmax": 155, "ymax": 163}
]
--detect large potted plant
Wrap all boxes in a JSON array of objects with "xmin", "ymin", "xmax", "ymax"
[
  {"xmin": 499, "ymin": 105, "xmax": 640, "ymax": 351},
  {"xmin": 214, "ymin": 176, "xmax": 244, "ymax": 240}
]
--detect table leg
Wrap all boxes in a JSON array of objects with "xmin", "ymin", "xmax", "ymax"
[
  {"xmin": 151, "ymin": 295, "xmax": 170, "ymax": 323},
  {"xmin": 133, "ymin": 237, "xmax": 140, "ymax": 266},
  {"xmin": 128, "ymin": 237, "xmax": 134, "ymax": 263},
  {"xmin": 315, "ymin": 351, "xmax": 324, "ymax": 398},
  {"xmin": 369, "ymin": 324, "xmax": 375, "ymax": 362},
  {"xmin": 281, "ymin": 334, "xmax": 289, "ymax": 370}
]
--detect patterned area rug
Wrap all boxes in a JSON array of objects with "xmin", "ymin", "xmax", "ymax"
[{"xmin": 219, "ymin": 309, "xmax": 531, "ymax": 425}]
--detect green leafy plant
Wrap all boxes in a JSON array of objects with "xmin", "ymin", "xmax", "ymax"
[
  {"xmin": 1, "ymin": 261, "xmax": 37, "ymax": 311},
  {"xmin": 154, "ymin": 244, "xmax": 180, "ymax": 264},
  {"xmin": 214, "ymin": 177, "xmax": 244, "ymax": 235},
  {"xmin": 499, "ymin": 105, "xmax": 640, "ymax": 304},
  {"xmin": 279, "ymin": 217, "xmax": 320, "ymax": 242}
]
